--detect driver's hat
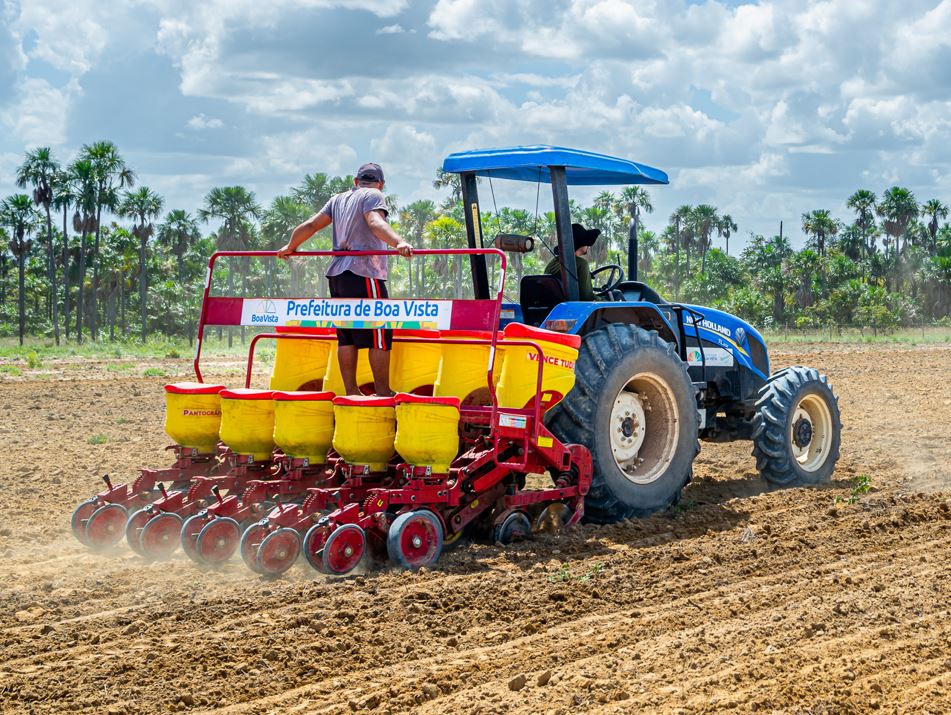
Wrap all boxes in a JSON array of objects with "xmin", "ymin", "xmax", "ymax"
[{"xmin": 572, "ymin": 223, "xmax": 601, "ymax": 248}]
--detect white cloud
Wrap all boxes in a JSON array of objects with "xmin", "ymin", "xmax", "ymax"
[
  {"xmin": 376, "ymin": 23, "xmax": 405, "ymax": 34},
  {"xmin": 0, "ymin": 77, "xmax": 81, "ymax": 147},
  {"xmin": 7, "ymin": 0, "xmax": 108, "ymax": 75},
  {"xmin": 186, "ymin": 114, "xmax": 224, "ymax": 130}
]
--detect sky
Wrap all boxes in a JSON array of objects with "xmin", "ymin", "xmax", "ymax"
[{"xmin": 1, "ymin": 0, "xmax": 951, "ymax": 252}]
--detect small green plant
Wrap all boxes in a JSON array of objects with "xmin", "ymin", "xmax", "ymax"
[
  {"xmin": 87, "ymin": 434, "xmax": 109, "ymax": 445},
  {"xmin": 26, "ymin": 351, "xmax": 41, "ymax": 369},
  {"xmin": 143, "ymin": 367, "xmax": 167, "ymax": 377},
  {"xmin": 547, "ymin": 562, "xmax": 604, "ymax": 583},
  {"xmin": 112, "ymin": 347, "xmax": 123, "ymax": 358},
  {"xmin": 106, "ymin": 363, "xmax": 133, "ymax": 373},
  {"xmin": 165, "ymin": 348, "xmax": 180, "ymax": 359},
  {"xmin": 836, "ymin": 474, "xmax": 873, "ymax": 504},
  {"xmin": 115, "ymin": 416, "xmax": 131, "ymax": 425},
  {"xmin": 0, "ymin": 365, "xmax": 22, "ymax": 376}
]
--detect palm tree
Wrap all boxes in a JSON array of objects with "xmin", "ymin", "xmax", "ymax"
[
  {"xmin": 921, "ymin": 199, "xmax": 948, "ymax": 254},
  {"xmin": 292, "ymin": 173, "xmax": 335, "ymax": 212},
  {"xmin": 620, "ymin": 187, "xmax": 653, "ymax": 273},
  {"xmin": 1, "ymin": 195, "xmax": 39, "ymax": 345},
  {"xmin": 200, "ymin": 186, "xmax": 260, "ymax": 344},
  {"xmin": 669, "ymin": 204, "xmax": 693, "ymax": 295},
  {"xmin": 51, "ymin": 169, "xmax": 77, "ymax": 339},
  {"xmin": 717, "ymin": 214, "xmax": 737, "ymax": 255},
  {"xmin": 157, "ymin": 209, "xmax": 201, "ymax": 282},
  {"xmin": 690, "ymin": 204, "xmax": 719, "ymax": 274},
  {"xmin": 846, "ymin": 189, "xmax": 877, "ymax": 264},
  {"xmin": 16, "ymin": 147, "xmax": 61, "ymax": 344},
  {"xmin": 398, "ymin": 200, "xmax": 437, "ymax": 293},
  {"xmin": 68, "ymin": 158, "xmax": 99, "ymax": 343},
  {"xmin": 801, "ymin": 209, "xmax": 838, "ymax": 257},
  {"xmin": 80, "ymin": 141, "xmax": 135, "ymax": 340},
  {"xmin": 876, "ymin": 186, "xmax": 918, "ymax": 289},
  {"xmin": 199, "ymin": 186, "xmax": 261, "ymax": 250},
  {"xmin": 118, "ymin": 187, "xmax": 164, "ymax": 340},
  {"xmin": 876, "ymin": 187, "xmax": 918, "ymax": 256},
  {"xmin": 432, "ymin": 169, "xmax": 462, "ymax": 205}
]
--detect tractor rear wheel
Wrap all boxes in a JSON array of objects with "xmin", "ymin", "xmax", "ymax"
[
  {"xmin": 547, "ymin": 324, "xmax": 698, "ymax": 522},
  {"xmin": 752, "ymin": 366, "xmax": 841, "ymax": 487}
]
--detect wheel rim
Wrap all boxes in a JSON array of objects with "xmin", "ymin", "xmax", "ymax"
[
  {"xmin": 181, "ymin": 513, "xmax": 210, "ymax": 563},
  {"xmin": 125, "ymin": 508, "xmax": 152, "ymax": 556},
  {"xmin": 256, "ymin": 528, "xmax": 301, "ymax": 577},
  {"xmin": 789, "ymin": 393, "xmax": 834, "ymax": 472},
  {"xmin": 610, "ymin": 372, "xmax": 679, "ymax": 485},
  {"xmin": 139, "ymin": 513, "xmax": 183, "ymax": 560},
  {"xmin": 196, "ymin": 517, "xmax": 241, "ymax": 566},
  {"xmin": 321, "ymin": 524, "xmax": 366, "ymax": 575},
  {"xmin": 389, "ymin": 511, "xmax": 442, "ymax": 569},
  {"xmin": 71, "ymin": 500, "xmax": 98, "ymax": 546},
  {"xmin": 85, "ymin": 504, "xmax": 128, "ymax": 550},
  {"xmin": 240, "ymin": 522, "xmax": 270, "ymax": 574}
]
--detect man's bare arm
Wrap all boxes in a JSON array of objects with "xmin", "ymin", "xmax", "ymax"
[
  {"xmin": 277, "ymin": 212, "xmax": 332, "ymax": 259},
  {"xmin": 365, "ymin": 210, "xmax": 413, "ymax": 257}
]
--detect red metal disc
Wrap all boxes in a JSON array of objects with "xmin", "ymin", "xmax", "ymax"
[
  {"xmin": 255, "ymin": 528, "xmax": 301, "ymax": 577},
  {"xmin": 139, "ymin": 512, "xmax": 183, "ymax": 560},
  {"xmin": 181, "ymin": 513, "xmax": 210, "ymax": 563},
  {"xmin": 125, "ymin": 508, "xmax": 153, "ymax": 556},
  {"xmin": 303, "ymin": 524, "xmax": 332, "ymax": 573},
  {"xmin": 84, "ymin": 503, "xmax": 128, "ymax": 550},
  {"xmin": 321, "ymin": 524, "xmax": 365, "ymax": 575},
  {"xmin": 240, "ymin": 522, "xmax": 270, "ymax": 574},
  {"xmin": 196, "ymin": 517, "xmax": 241, "ymax": 567},
  {"xmin": 71, "ymin": 500, "xmax": 98, "ymax": 546}
]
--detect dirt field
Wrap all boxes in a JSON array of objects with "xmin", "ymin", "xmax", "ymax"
[{"xmin": 0, "ymin": 343, "xmax": 949, "ymax": 714}]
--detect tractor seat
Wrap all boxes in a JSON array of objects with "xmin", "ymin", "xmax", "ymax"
[
  {"xmin": 616, "ymin": 281, "xmax": 666, "ymax": 305},
  {"xmin": 519, "ymin": 274, "xmax": 565, "ymax": 326}
]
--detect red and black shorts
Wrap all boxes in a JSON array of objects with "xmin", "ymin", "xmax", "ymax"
[{"xmin": 328, "ymin": 270, "xmax": 392, "ymax": 350}]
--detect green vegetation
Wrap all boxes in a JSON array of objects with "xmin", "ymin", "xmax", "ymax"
[
  {"xmin": 1, "ymin": 143, "xmax": 949, "ymax": 349},
  {"xmin": 0, "ymin": 364, "xmax": 22, "ymax": 376},
  {"xmin": 87, "ymin": 433, "xmax": 109, "ymax": 445},
  {"xmin": 836, "ymin": 474, "xmax": 874, "ymax": 505},
  {"xmin": 548, "ymin": 562, "xmax": 605, "ymax": 583},
  {"xmin": 142, "ymin": 367, "xmax": 167, "ymax": 377}
]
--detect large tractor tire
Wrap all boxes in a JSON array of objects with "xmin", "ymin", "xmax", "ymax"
[
  {"xmin": 752, "ymin": 366, "xmax": 841, "ymax": 487},
  {"xmin": 547, "ymin": 324, "xmax": 699, "ymax": 523}
]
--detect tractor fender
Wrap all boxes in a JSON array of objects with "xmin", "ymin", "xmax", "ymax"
[{"xmin": 542, "ymin": 302, "xmax": 679, "ymax": 347}]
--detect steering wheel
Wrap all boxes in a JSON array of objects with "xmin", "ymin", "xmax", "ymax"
[{"xmin": 591, "ymin": 264, "xmax": 624, "ymax": 296}]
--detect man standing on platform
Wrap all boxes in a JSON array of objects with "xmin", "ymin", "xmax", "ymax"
[{"xmin": 278, "ymin": 163, "xmax": 413, "ymax": 395}]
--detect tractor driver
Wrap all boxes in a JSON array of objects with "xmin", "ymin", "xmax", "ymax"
[
  {"xmin": 544, "ymin": 223, "xmax": 600, "ymax": 301},
  {"xmin": 277, "ymin": 162, "xmax": 413, "ymax": 396}
]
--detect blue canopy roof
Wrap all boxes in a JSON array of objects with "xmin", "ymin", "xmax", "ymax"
[{"xmin": 441, "ymin": 145, "xmax": 668, "ymax": 186}]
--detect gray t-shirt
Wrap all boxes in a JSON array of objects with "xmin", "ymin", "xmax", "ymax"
[{"xmin": 320, "ymin": 187, "xmax": 389, "ymax": 280}]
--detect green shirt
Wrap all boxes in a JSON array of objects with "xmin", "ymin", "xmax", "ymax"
[{"xmin": 544, "ymin": 255, "xmax": 594, "ymax": 301}]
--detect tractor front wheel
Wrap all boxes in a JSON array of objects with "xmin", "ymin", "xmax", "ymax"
[
  {"xmin": 547, "ymin": 324, "xmax": 698, "ymax": 522},
  {"xmin": 752, "ymin": 366, "xmax": 841, "ymax": 487}
]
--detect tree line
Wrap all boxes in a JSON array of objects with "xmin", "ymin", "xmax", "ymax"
[{"xmin": 2, "ymin": 142, "xmax": 950, "ymax": 346}]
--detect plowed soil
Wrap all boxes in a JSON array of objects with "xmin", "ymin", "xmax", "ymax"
[{"xmin": 0, "ymin": 344, "xmax": 949, "ymax": 714}]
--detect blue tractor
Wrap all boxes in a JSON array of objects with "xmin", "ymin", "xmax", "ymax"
[{"xmin": 442, "ymin": 145, "xmax": 842, "ymax": 522}]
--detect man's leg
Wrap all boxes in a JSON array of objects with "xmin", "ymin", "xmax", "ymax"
[
  {"xmin": 369, "ymin": 348, "xmax": 392, "ymax": 396},
  {"xmin": 338, "ymin": 344, "xmax": 360, "ymax": 395}
]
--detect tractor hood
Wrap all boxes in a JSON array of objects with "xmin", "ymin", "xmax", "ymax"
[{"xmin": 682, "ymin": 304, "xmax": 769, "ymax": 378}]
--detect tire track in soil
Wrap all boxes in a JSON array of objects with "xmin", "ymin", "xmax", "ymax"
[{"xmin": 0, "ymin": 345, "xmax": 948, "ymax": 713}]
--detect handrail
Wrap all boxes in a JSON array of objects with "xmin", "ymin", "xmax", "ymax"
[{"xmin": 194, "ymin": 247, "xmax": 507, "ymax": 384}]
